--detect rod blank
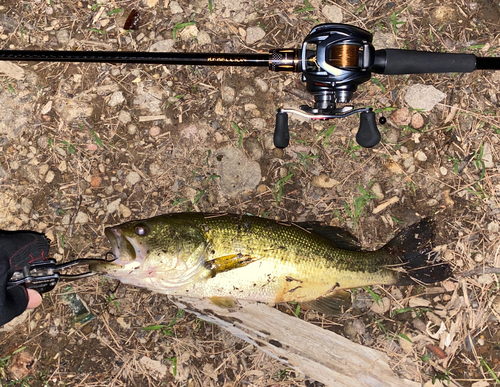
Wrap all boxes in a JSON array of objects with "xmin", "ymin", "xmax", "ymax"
[{"xmin": 0, "ymin": 50, "xmax": 270, "ymax": 67}]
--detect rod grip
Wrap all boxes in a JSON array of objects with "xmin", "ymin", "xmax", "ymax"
[
  {"xmin": 274, "ymin": 112, "xmax": 290, "ymax": 148},
  {"xmin": 373, "ymin": 49, "xmax": 477, "ymax": 75}
]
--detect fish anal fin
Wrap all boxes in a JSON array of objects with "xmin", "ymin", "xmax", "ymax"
[
  {"xmin": 295, "ymin": 222, "xmax": 362, "ymax": 251},
  {"xmin": 209, "ymin": 297, "xmax": 237, "ymax": 309},
  {"xmin": 301, "ymin": 290, "xmax": 351, "ymax": 316},
  {"xmin": 205, "ymin": 253, "xmax": 255, "ymax": 277}
]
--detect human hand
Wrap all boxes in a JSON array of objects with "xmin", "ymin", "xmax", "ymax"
[{"xmin": 0, "ymin": 231, "xmax": 50, "ymax": 326}]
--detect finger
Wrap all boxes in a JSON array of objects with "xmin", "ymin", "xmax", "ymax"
[{"xmin": 26, "ymin": 289, "xmax": 42, "ymax": 309}]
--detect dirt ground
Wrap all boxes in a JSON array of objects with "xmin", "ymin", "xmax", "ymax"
[{"xmin": 0, "ymin": 0, "xmax": 500, "ymax": 386}]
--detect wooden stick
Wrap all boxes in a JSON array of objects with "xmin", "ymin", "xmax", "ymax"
[{"xmin": 171, "ymin": 296, "xmax": 420, "ymax": 387}]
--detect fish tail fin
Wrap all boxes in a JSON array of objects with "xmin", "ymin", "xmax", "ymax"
[{"xmin": 383, "ymin": 219, "xmax": 452, "ymax": 286}]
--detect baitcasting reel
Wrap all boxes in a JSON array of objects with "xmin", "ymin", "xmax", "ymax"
[
  {"xmin": 0, "ymin": 23, "xmax": 497, "ymax": 148},
  {"xmin": 271, "ymin": 23, "xmax": 380, "ymax": 148}
]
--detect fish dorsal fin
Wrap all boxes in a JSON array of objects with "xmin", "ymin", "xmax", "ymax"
[
  {"xmin": 301, "ymin": 290, "xmax": 352, "ymax": 316},
  {"xmin": 295, "ymin": 222, "xmax": 362, "ymax": 251}
]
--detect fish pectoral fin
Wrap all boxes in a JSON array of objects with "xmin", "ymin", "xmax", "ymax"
[
  {"xmin": 301, "ymin": 290, "xmax": 351, "ymax": 316},
  {"xmin": 209, "ymin": 297, "xmax": 238, "ymax": 309},
  {"xmin": 204, "ymin": 253, "xmax": 256, "ymax": 277}
]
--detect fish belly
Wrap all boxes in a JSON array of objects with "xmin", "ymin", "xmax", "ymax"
[{"xmin": 166, "ymin": 259, "xmax": 397, "ymax": 303}]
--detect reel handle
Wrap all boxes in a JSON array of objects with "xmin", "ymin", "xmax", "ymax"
[
  {"xmin": 356, "ymin": 110, "xmax": 380, "ymax": 148},
  {"xmin": 274, "ymin": 112, "xmax": 290, "ymax": 148}
]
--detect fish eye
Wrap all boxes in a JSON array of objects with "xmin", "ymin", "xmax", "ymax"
[{"xmin": 134, "ymin": 225, "xmax": 148, "ymax": 236}]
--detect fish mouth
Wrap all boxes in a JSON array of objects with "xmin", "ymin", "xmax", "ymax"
[
  {"xmin": 104, "ymin": 227, "xmax": 148, "ymax": 266},
  {"xmin": 105, "ymin": 227, "xmax": 135, "ymax": 265}
]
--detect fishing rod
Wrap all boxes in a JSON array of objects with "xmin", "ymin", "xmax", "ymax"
[{"xmin": 1, "ymin": 23, "xmax": 499, "ymax": 149}]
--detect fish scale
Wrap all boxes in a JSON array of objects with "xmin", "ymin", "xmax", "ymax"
[{"xmin": 198, "ymin": 214, "xmax": 390, "ymax": 272}]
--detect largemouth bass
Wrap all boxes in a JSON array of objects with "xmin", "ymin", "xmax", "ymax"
[{"xmin": 91, "ymin": 213, "xmax": 451, "ymax": 313}]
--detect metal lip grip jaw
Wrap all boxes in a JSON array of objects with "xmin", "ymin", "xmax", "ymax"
[{"xmin": 274, "ymin": 24, "xmax": 380, "ymax": 149}]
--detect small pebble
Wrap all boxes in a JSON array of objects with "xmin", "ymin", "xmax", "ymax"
[
  {"xmin": 488, "ymin": 221, "xmax": 499, "ymax": 232},
  {"xmin": 311, "ymin": 173, "xmax": 339, "ymax": 189},
  {"xmin": 391, "ymin": 288, "xmax": 403, "ymax": 300},
  {"xmin": 118, "ymin": 110, "xmax": 132, "ymax": 124},
  {"xmin": 352, "ymin": 319, "xmax": 366, "ymax": 335},
  {"xmin": 21, "ymin": 198, "xmax": 33, "ymax": 214},
  {"xmin": 221, "ymin": 86, "xmax": 235, "ymax": 104},
  {"xmin": 411, "ymin": 112, "xmax": 424, "ymax": 129},
  {"xmin": 403, "ymin": 156, "xmax": 414, "ymax": 169},
  {"xmin": 149, "ymin": 162, "xmax": 161, "ymax": 176},
  {"xmin": 241, "ymin": 86, "xmax": 256, "ymax": 97},
  {"xmin": 273, "ymin": 148, "xmax": 284, "ymax": 158},
  {"xmin": 197, "ymin": 30, "xmax": 211, "ymax": 46},
  {"xmin": 58, "ymin": 160, "xmax": 67, "ymax": 172},
  {"xmin": 149, "ymin": 126, "xmax": 161, "ymax": 137},
  {"xmin": 38, "ymin": 164, "xmax": 49, "ymax": 177},
  {"xmin": 427, "ymin": 198, "xmax": 438, "ymax": 206},
  {"xmin": 74, "ymin": 211, "xmax": 89, "ymax": 224},
  {"xmin": 126, "ymin": 171, "xmax": 141, "ymax": 185},
  {"xmin": 119, "ymin": 204, "xmax": 132, "ymax": 218},
  {"xmin": 371, "ymin": 182, "xmax": 384, "ymax": 200},
  {"xmin": 256, "ymin": 184, "xmax": 268, "ymax": 194},
  {"xmin": 478, "ymin": 274, "xmax": 495, "ymax": 285},
  {"xmin": 45, "ymin": 170, "xmax": 55, "ymax": 183},
  {"xmin": 90, "ymin": 175, "xmax": 102, "ymax": 188},
  {"xmin": 443, "ymin": 190, "xmax": 454, "ymax": 207},
  {"xmin": 415, "ymin": 150, "xmax": 427, "ymax": 162},
  {"xmin": 40, "ymin": 101, "xmax": 53, "ymax": 115},
  {"xmin": 370, "ymin": 297, "xmax": 391, "ymax": 314},
  {"xmin": 179, "ymin": 25, "xmax": 198, "ymax": 40},
  {"xmin": 127, "ymin": 124, "xmax": 137, "ymax": 135},
  {"xmin": 344, "ymin": 321, "xmax": 357, "ymax": 338},
  {"xmin": 107, "ymin": 198, "xmax": 121, "ymax": 213},
  {"xmin": 170, "ymin": 1, "xmax": 184, "ymax": 14},
  {"xmin": 442, "ymin": 277, "xmax": 455, "ymax": 292},
  {"xmin": 255, "ymin": 78, "xmax": 268, "ymax": 93},
  {"xmin": 245, "ymin": 26, "xmax": 266, "ymax": 45},
  {"xmin": 391, "ymin": 107, "xmax": 411, "ymax": 126},
  {"xmin": 322, "ymin": 4, "xmax": 343, "ymax": 23},
  {"xmin": 37, "ymin": 136, "xmax": 49, "ymax": 149},
  {"xmin": 108, "ymin": 91, "xmax": 125, "ymax": 107},
  {"xmin": 440, "ymin": 166, "xmax": 448, "ymax": 176}
]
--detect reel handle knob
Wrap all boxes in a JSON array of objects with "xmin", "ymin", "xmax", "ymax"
[
  {"xmin": 274, "ymin": 111, "xmax": 290, "ymax": 148},
  {"xmin": 356, "ymin": 110, "xmax": 380, "ymax": 148}
]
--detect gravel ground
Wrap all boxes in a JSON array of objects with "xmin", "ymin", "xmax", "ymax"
[{"xmin": 1, "ymin": 0, "xmax": 500, "ymax": 386}]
